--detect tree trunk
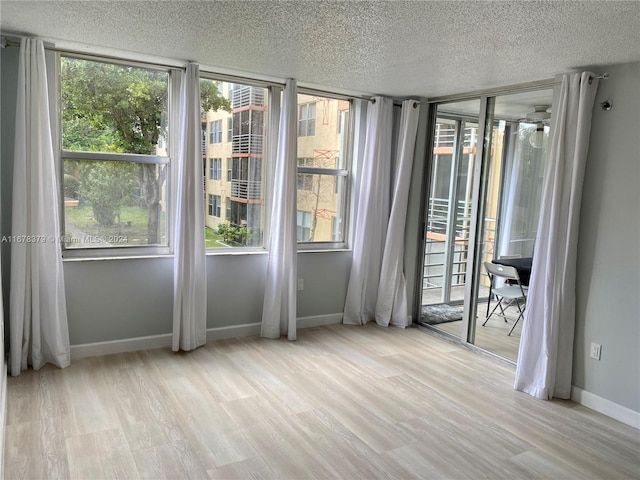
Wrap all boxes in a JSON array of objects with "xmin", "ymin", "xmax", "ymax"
[
  {"xmin": 143, "ymin": 164, "xmax": 166, "ymax": 245},
  {"xmin": 309, "ymin": 175, "xmax": 323, "ymax": 241}
]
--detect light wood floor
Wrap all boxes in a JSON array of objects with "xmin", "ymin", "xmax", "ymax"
[
  {"xmin": 5, "ymin": 324, "xmax": 639, "ymax": 479},
  {"xmin": 432, "ymin": 303, "xmax": 523, "ymax": 362}
]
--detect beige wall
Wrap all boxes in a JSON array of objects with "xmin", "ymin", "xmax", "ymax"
[
  {"xmin": 204, "ymin": 83, "xmax": 233, "ymax": 231},
  {"xmin": 297, "ymin": 94, "xmax": 349, "ymax": 241},
  {"xmin": 202, "ymin": 91, "xmax": 349, "ymax": 242}
]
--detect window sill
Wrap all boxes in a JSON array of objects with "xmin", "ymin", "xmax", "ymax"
[
  {"xmin": 62, "ymin": 247, "xmax": 352, "ymax": 262},
  {"xmin": 63, "ymin": 253, "xmax": 173, "ymax": 262}
]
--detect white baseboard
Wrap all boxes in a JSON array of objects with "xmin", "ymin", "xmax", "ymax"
[
  {"xmin": 206, "ymin": 322, "xmax": 261, "ymax": 341},
  {"xmin": 71, "ymin": 333, "xmax": 173, "ymax": 359},
  {"xmin": 297, "ymin": 313, "xmax": 343, "ymax": 328},
  {"xmin": 571, "ymin": 386, "xmax": 640, "ymax": 429},
  {"xmin": 71, "ymin": 313, "xmax": 344, "ymax": 360}
]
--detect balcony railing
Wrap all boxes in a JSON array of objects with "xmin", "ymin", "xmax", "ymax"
[
  {"xmin": 231, "ymin": 180, "xmax": 261, "ymax": 200},
  {"xmin": 232, "ymin": 87, "xmax": 265, "ymax": 109},
  {"xmin": 427, "ymin": 197, "xmax": 472, "ymax": 238},
  {"xmin": 232, "ymin": 134, "xmax": 263, "ymax": 154},
  {"xmin": 423, "ymin": 196, "xmax": 474, "ymax": 290},
  {"xmin": 434, "ymin": 124, "xmax": 477, "ymax": 149}
]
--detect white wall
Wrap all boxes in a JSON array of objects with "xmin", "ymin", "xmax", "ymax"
[
  {"xmin": 62, "ymin": 251, "xmax": 350, "ymax": 346},
  {"xmin": 572, "ymin": 61, "xmax": 640, "ymax": 413}
]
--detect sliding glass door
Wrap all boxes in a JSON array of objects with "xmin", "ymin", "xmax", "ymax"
[
  {"xmin": 419, "ymin": 99, "xmax": 481, "ymax": 339},
  {"xmin": 418, "ymin": 88, "xmax": 553, "ymax": 362}
]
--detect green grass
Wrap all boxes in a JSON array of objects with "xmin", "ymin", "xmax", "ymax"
[
  {"xmin": 205, "ymin": 226, "xmax": 228, "ymax": 248},
  {"xmin": 65, "ymin": 205, "xmax": 232, "ymax": 249},
  {"xmin": 64, "ymin": 205, "xmax": 166, "ymax": 246}
]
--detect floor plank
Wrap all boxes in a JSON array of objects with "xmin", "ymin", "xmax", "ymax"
[{"xmin": 5, "ymin": 323, "xmax": 639, "ymax": 479}]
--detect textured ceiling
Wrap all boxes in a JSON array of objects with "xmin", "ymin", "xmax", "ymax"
[{"xmin": 1, "ymin": 1, "xmax": 639, "ymax": 98}]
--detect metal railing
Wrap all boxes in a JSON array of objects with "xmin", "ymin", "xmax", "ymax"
[
  {"xmin": 423, "ymin": 196, "xmax": 496, "ymax": 290},
  {"xmin": 232, "ymin": 87, "xmax": 265, "ymax": 109},
  {"xmin": 427, "ymin": 197, "xmax": 472, "ymax": 238},
  {"xmin": 434, "ymin": 124, "xmax": 477, "ymax": 149},
  {"xmin": 232, "ymin": 134, "xmax": 263, "ymax": 154},
  {"xmin": 231, "ymin": 180, "xmax": 261, "ymax": 200}
]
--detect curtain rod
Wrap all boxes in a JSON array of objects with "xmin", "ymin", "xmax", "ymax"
[
  {"xmin": 367, "ymin": 98, "xmax": 421, "ymax": 109},
  {"xmin": 420, "ymin": 73, "xmax": 609, "ymax": 105},
  {"xmin": 2, "ymin": 36, "xmax": 606, "ymax": 108},
  {"xmin": 1, "ymin": 36, "xmax": 184, "ymax": 70}
]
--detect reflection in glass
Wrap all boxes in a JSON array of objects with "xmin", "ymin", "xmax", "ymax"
[
  {"xmin": 419, "ymin": 99, "xmax": 482, "ymax": 338},
  {"xmin": 472, "ymin": 91, "xmax": 553, "ymax": 362}
]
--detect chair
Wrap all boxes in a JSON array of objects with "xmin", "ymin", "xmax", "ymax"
[{"xmin": 483, "ymin": 261, "xmax": 528, "ymax": 336}]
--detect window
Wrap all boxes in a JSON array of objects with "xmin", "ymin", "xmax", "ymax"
[
  {"xmin": 296, "ymin": 93, "xmax": 351, "ymax": 244},
  {"xmin": 227, "ymin": 118, "xmax": 233, "ymax": 142},
  {"xmin": 337, "ymin": 108, "xmax": 349, "ymax": 134},
  {"xmin": 208, "ymin": 194, "xmax": 221, "ymax": 217},
  {"xmin": 297, "ymin": 211, "xmax": 311, "ymax": 242},
  {"xmin": 201, "ymin": 78, "xmax": 268, "ymax": 249},
  {"xmin": 60, "ymin": 55, "xmax": 170, "ymax": 250},
  {"xmin": 209, "ymin": 120, "xmax": 222, "ymax": 144},
  {"xmin": 297, "ymin": 158, "xmax": 314, "ymax": 191},
  {"xmin": 298, "ymin": 102, "xmax": 316, "ymax": 137},
  {"xmin": 209, "ymin": 158, "xmax": 222, "ymax": 180}
]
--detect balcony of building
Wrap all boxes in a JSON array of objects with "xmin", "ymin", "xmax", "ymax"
[
  {"xmin": 232, "ymin": 86, "xmax": 265, "ymax": 109},
  {"xmin": 230, "ymin": 179, "xmax": 261, "ymax": 201},
  {"xmin": 232, "ymin": 134, "xmax": 263, "ymax": 154}
]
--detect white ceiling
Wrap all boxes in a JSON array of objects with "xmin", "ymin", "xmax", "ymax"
[{"xmin": 1, "ymin": 1, "xmax": 639, "ymax": 99}]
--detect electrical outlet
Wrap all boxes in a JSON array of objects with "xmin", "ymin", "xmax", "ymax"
[
  {"xmin": 590, "ymin": 343, "xmax": 602, "ymax": 360},
  {"xmin": 297, "ymin": 279, "xmax": 304, "ymax": 291}
]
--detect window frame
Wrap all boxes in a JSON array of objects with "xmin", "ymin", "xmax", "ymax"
[
  {"xmin": 296, "ymin": 92, "xmax": 354, "ymax": 250},
  {"xmin": 200, "ymin": 72, "xmax": 273, "ymax": 253},
  {"xmin": 297, "ymin": 102, "xmax": 316, "ymax": 137},
  {"xmin": 210, "ymin": 158, "xmax": 222, "ymax": 180},
  {"xmin": 296, "ymin": 210, "xmax": 312, "ymax": 242},
  {"xmin": 209, "ymin": 119, "xmax": 222, "ymax": 144},
  {"xmin": 58, "ymin": 53, "xmax": 174, "ymax": 258},
  {"xmin": 208, "ymin": 194, "xmax": 222, "ymax": 218},
  {"xmin": 55, "ymin": 52, "xmax": 355, "ymax": 258}
]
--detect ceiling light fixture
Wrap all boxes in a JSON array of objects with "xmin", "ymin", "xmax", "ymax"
[{"xmin": 527, "ymin": 105, "xmax": 550, "ymax": 149}]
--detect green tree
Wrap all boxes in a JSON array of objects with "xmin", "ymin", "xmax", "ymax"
[
  {"xmin": 62, "ymin": 57, "xmax": 231, "ymax": 239},
  {"xmin": 76, "ymin": 161, "xmax": 139, "ymax": 227}
]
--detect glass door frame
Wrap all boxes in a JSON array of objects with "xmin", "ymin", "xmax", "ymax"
[
  {"xmin": 461, "ymin": 96, "xmax": 495, "ymax": 345},
  {"xmin": 415, "ymin": 82, "xmax": 556, "ymax": 361},
  {"xmin": 414, "ymin": 95, "xmax": 498, "ymax": 345}
]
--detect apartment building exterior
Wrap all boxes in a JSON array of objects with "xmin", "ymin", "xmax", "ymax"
[{"xmin": 202, "ymin": 84, "xmax": 350, "ymax": 247}]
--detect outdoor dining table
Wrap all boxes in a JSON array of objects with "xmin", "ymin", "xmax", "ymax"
[{"xmin": 491, "ymin": 257, "xmax": 533, "ymax": 286}]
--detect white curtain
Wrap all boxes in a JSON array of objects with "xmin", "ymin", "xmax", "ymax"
[
  {"xmin": 343, "ymin": 97, "xmax": 394, "ymax": 325},
  {"xmin": 10, "ymin": 38, "xmax": 70, "ymax": 376},
  {"xmin": 376, "ymin": 100, "xmax": 421, "ymax": 327},
  {"xmin": 172, "ymin": 63, "xmax": 207, "ymax": 351},
  {"xmin": 515, "ymin": 72, "xmax": 599, "ymax": 399},
  {"xmin": 261, "ymin": 79, "xmax": 297, "ymax": 340}
]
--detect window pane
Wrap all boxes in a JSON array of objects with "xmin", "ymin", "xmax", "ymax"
[
  {"xmin": 202, "ymin": 80, "xmax": 267, "ymax": 249},
  {"xmin": 296, "ymin": 173, "xmax": 346, "ymax": 242},
  {"xmin": 61, "ymin": 57, "xmax": 169, "ymax": 155},
  {"xmin": 296, "ymin": 94, "xmax": 350, "ymax": 243},
  {"xmin": 63, "ymin": 159, "xmax": 167, "ymax": 248},
  {"xmin": 297, "ymin": 210, "xmax": 311, "ymax": 242}
]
